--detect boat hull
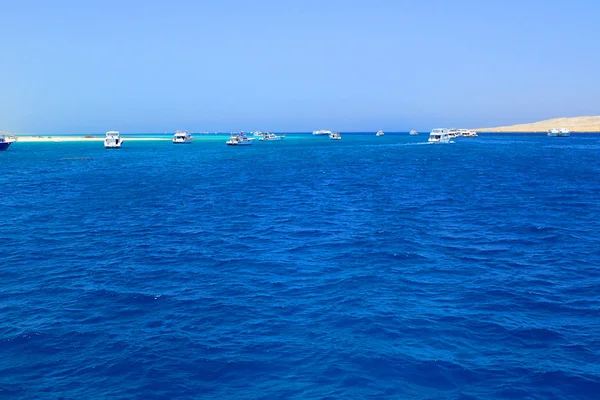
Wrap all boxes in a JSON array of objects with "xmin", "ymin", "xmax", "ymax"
[
  {"xmin": 0, "ymin": 142, "xmax": 11, "ymax": 151},
  {"xmin": 104, "ymin": 140, "xmax": 123, "ymax": 149}
]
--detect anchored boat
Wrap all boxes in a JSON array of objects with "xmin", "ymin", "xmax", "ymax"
[
  {"xmin": 104, "ymin": 131, "xmax": 123, "ymax": 149},
  {"xmin": 0, "ymin": 134, "xmax": 15, "ymax": 151},
  {"xmin": 226, "ymin": 132, "xmax": 255, "ymax": 146},
  {"xmin": 173, "ymin": 130, "xmax": 193, "ymax": 144}
]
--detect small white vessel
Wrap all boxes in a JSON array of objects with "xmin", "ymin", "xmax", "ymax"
[
  {"xmin": 104, "ymin": 131, "xmax": 123, "ymax": 149},
  {"xmin": 313, "ymin": 129, "xmax": 332, "ymax": 136},
  {"xmin": 259, "ymin": 133, "xmax": 286, "ymax": 141},
  {"xmin": 253, "ymin": 131, "xmax": 264, "ymax": 137},
  {"xmin": 409, "ymin": 130, "xmax": 418, "ymax": 135},
  {"xmin": 548, "ymin": 128, "xmax": 559, "ymax": 137},
  {"xmin": 376, "ymin": 130, "xmax": 384, "ymax": 136},
  {"xmin": 226, "ymin": 132, "xmax": 255, "ymax": 146},
  {"xmin": 558, "ymin": 128, "xmax": 570, "ymax": 137},
  {"xmin": 173, "ymin": 130, "xmax": 193, "ymax": 144},
  {"xmin": 0, "ymin": 134, "xmax": 16, "ymax": 151},
  {"xmin": 447, "ymin": 128, "xmax": 459, "ymax": 139},
  {"xmin": 329, "ymin": 132, "xmax": 342, "ymax": 140},
  {"xmin": 457, "ymin": 129, "xmax": 478, "ymax": 137},
  {"xmin": 428, "ymin": 128, "xmax": 451, "ymax": 143}
]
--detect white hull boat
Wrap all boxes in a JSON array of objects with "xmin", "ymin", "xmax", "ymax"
[
  {"xmin": 227, "ymin": 133, "xmax": 255, "ymax": 146},
  {"xmin": 428, "ymin": 128, "xmax": 451, "ymax": 143},
  {"xmin": 104, "ymin": 130, "xmax": 123, "ymax": 149}
]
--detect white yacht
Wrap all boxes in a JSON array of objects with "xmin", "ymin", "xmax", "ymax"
[
  {"xmin": 548, "ymin": 128, "xmax": 559, "ymax": 137},
  {"xmin": 226, "ymin": 132, "xmax": 255, "ymax": 146},
  {"xmin": 329, "ymin": 132, "xmax": 342, "ymax": 140},
  {"xmin": 104, "ymin": 131, "xmax": 123, "ymax": 149},
  {"xmin": 447, "ymin": 128, "xmax": 459, "ymax": 139},
  {"xmin": 428, "ymin": 128, "xmax": 451, "ymax": 143},
  {"xmin": 313, "ymin": 129, "xmax": 332, "ymax": 136},
  {"xmin": 409, "ymin": 130, "xmax": 418, "ymax": 135},
  {"xmin": 558, "ymin": 128, "xmax": 570, "ymax": 137},
  {"xmin": 252, "ymin": 131, "xmax": 264, "ymax": 137},
  {"xmin": 0, "ymin": 134, "xmax": 16, "ymax": 151},
  {"xmin": 456, "ymin": 129, "xmax": 478, "ymax": 137},
  {"xmin": 376, "ymin": 130, "xmax": 385, "ymax": 136},
  {"xmin": 259, "ymin": 133, "xmax": 285, "ymax": 141},
  {"xmin": 173, "ymin": 130, "xmax": 193, "ymax": 144}
]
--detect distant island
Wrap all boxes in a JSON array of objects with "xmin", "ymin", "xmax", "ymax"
[{"xmin": 474, "ymin": 116, "xmax": 600, "ymax": 132}]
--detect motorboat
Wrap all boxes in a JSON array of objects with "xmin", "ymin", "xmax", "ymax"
[
  {"xmin": 548, "ymin": 128, "xmax": 559, "ymax": 137},
  {"xmin": 104, "ymin": 131, "xmax": 123, "ymax": 149},
  {"xmin": 226, "ymin": 132, "xmax": 255, "ymax": 146},
  {"xmin": 409, "ymin": 130, "xmax": 418, "ymax": 135},
  {"xmin": 428, "ymin": 128, "xmax": 451, "ymax": 143},
  {"xmin": 0, "ymin": 134, "xmax": 15, "ymax": 151},
  {"xmin": 253, "ymin": 131, "xmax": 264, "ymax": 137},
  {"xmin": 259, "ymin": 133, "xmax": 285, "ymax": 141},
  {"xmin": 457, "ymin": 129, "xmax": 478, "ymax": 137},
  {"xmin": 376, "ymin": 130, "xmax": 385, "ymax": 136},
  {"xmin": 558, "ymin": 128, "xmax": 570, "ymax": 137},
  {"xmin": 329, "ymin": 132, "xmax": 342, "ymax": 140},
  {"xmin": 173, "ymin": 130, "xmax": 193, "ymax": 144},
  {"xmin": 447, "ymin": 128, "xmax": 459, "ymax": 139},
  {"xmin": 313, "ymin": 130, "xmax": 332, "ymax": 136}
]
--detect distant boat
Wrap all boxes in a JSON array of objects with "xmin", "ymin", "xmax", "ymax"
[
  {"xmin": 104, "ymin": 131, "xmax": 123, "ymax": 149},
  {"xmin": 548, "ymin": 128, "xmax": 559, "ymax": 137},
  {"xmin": 0, "ymin": 134, "xmax": 15, "ymax": 151},
  {"xmin": 458, "ymin": 129, "xmax": 478, "ymax": 137},
  {"xmin": 313, "ymin": 130, "xmax": 332, "ymax": 136},
  {"xmin": 409, "ymin": 130, "xmax": 418, "ymax": 135},
  {"xmin": 259, "ymin": 133, "xmax": 285, "ymax": 141},
  {"xmin": 173, "ymin": 130, "xmax": 193, "ymax": 144},
  {"xmin": 226, "ymin": 132, "xmax": 255, "ymax": 146},
  {"xmin": 558, "ymin": 128, "xmax": 570, "ymax": 137},
  {"xmin": 329, "ymin": 132, "xmax": 342, "ymax": 140},
  {"xmin": 376, "ymin": 130, "xmax": 385, "ymax": 136},
  {"xmin": 252, "ymin": 131, "xmax": 264, "ymax": 137},
  {"xmin": 428, "ymin": 128, "xmax": 451, "ymax": 144}
]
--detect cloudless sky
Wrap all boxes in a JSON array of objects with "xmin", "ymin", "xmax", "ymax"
[{"xmin": 1, "ymin": 0, "xmax": 599, "ymax": 133}]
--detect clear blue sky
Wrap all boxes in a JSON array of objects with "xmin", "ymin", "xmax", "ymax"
[{"xmin": 1, "ymin": 0, "xmax": 599, "ymax": 133}]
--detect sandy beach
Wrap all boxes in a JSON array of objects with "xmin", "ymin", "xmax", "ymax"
[{"xmin": 474, "ymin": 116, "xmax": 600, "ymax": 133}]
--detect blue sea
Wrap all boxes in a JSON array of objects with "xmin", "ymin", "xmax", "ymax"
[{"xmin": 1, "ymin": 133, "xmax": 599, "ymax": 399}]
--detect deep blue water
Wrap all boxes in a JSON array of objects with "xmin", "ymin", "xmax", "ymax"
[{"xmin": 1, "ymin": 134, "xmax": 599, "ymax": 399}]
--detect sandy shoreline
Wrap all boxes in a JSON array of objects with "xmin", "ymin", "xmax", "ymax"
[
  {"xmin": 474, "ymin": 116, "xmax": 600, "ymax": 133},
  {"xmin": 14, "ymin": 136, "xmax": 171, "ymax": 142}
]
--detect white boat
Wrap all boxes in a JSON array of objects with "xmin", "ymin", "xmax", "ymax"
[
  {"xmin": 173, "ymin": 130, "xmax": 193, "ymax": 144},
  {"xmin": 252, "ymin": 131, "xmax": 264, "ymax": 137},
  {"xmin": 0, "ymin": 134, "xmax": 16, "ymax": 151},
  {"xmin": 548, "ymin": 128, "xmax": 559, "ymax": 137},
  {"xmin": 447, "ymin": 128, "xmax": 459, "ymax": 139},
  {"xmin": 259, "ymin": 133, "xmax": 285, "ymax": 141},
  {"xmin": 329, "ymin": 132, "xmax": 342, "ymax": 140},
  {"xmin": 558, "ymin": 128, "xmax": 570, "ymax": 137},
  {"xmin": 458, "ymin": 129, "xmax": 478, "ymax": 137},
  {"xmin": 313, "ymin": 130, "xmax": 332, "ymax": 136},
  {"xmin": 104, "ymin": 131, "xmax": 123, "ymax": 149},
  {"xmin": 226, "ymin": 132, "xmax": 255, "ymax": 146},
  {"xmin": 376, "ymin": 130, "xmax": 385, "ymax": 136},
  {"xmin": 428, "ymin": 128, "xmax": 451, "ymax": 143},
  {"xmin": 409, "ymin": 130, "xmax": 418, "ymax": 135}
]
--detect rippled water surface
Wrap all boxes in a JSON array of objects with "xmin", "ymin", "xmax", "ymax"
[{"xmin": 1, "ymin": 133, "xmax": 599, "ymax": 399}]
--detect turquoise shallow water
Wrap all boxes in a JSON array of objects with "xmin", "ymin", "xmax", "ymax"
[{"xmin": 1, "ymin": 133, "xmax": 599, "ymax": 399}]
